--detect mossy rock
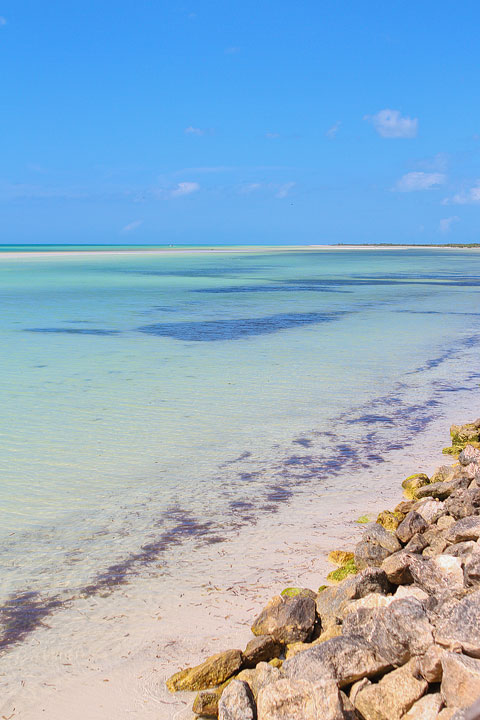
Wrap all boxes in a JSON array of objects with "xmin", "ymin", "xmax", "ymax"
[
  {"xmin": 269, "ymin": 657, "xmax": 283, "ymax": 668},
  {"xmin": 280, "ymin": 587, "xmax": 316, "ymax": 599},
  {"xmin": 326, "ymin": 558, "xmax": 358, "ymax": 583},
  {"xmin": 327, "ymin": 550, "xmax": 354, "ymax": 566},
  {"xmin": 317, "ymin": 584, "xmax": 328, "ymax": 593},
  {"xmin": 356, "ymin": 515, "xmax": 370, "ymax": 524},
  {"xmin": 450, "ymin": 421, "xmax": 480, "ymax": 447},
  {"xmin": 401, "ymin": 473, "xmax": 430, "ymax": 499},
  {"xmin": 376, "ymin": 510, "xmax": 404, "ymax": 532}
]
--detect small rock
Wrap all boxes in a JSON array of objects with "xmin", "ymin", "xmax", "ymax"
[
  {"xmin": 430, "ymin": 465, "xmax": 457, "ymax": 484},
  {"xmin": 414, "ymin": 499, "xmax": 446, "ymax": 523},
  {"xmin": 381, "ymin": 551, "xmax": 414, "ymax": 584},
  {"xmin": 355, "ymin": 539, "xmax": 391, "ymax": 570},
  {"xmin": 445, "ymin": 488, "xmax": 480, "ymax": 519},
  {"xmin": 417, "ymin": 644, "xmax": 444, "ymax": 682},
  {"xmin": 218, "ymin": 679, "xmax": 256, "ymax": 720},
  {"xmin": 393, "ymin": 585, "xmax": 429, "ymax": 602},
  {"xmin": 441, "ymin": 652, "xmax": 480, "ymax": 709},
  {"xmin": 459, "ymin": 444, "xmax": 480, "ymax": 466},
  {"xmin": 409, "ymin": 554, "xmax": 464, "ymax": 595},
  {"xmin": 443, "ymin": 540, "xmax": 477, "ymax": 558},
  {"xmin": 377, "ymin": 510, "xmax": 404, "ymax": 531},
  {"xmin": 402, "ymin": 474, "xmax": 431, "ymax": 500},
  {"xmin": 397, "ymin": 512, "xmax": 429, "ymax": 544},
  {"xmin": 284, "ymin": 635, "xmax": 391, "ymax": 688},
  {"xmin": 402, "ymin": 692, "xmax": 443, "ymax": 720},
  {"xmin": 256, "ymin": 677, "xmax": 344, "ymax": 720},
  {"xmin": 450, "ymin": 420, "xmax": 480, "ymax": 448},
  {"xmin": 166, "ymin": 649, "xmax": 243, "ymax": 692},
  {"xmin": 405, "ymin": 533, "xmax": 429, "ymax": 553},
  {"xmin": 464, "ymin": 552, "xmax": 480, "ymax": 587},
  {"xmin": 354, "ymin": 658, "xmax": 428, "ymax": 720},
  {"xmin": 437, "ymin": 514, "xmax": 456, "ymax": 530},
  {"xmin": 237, "ymin": 662, "xmax": 282, "ymax": 700},
  {"xmin": 396, "ymin": 500, "xmax": 416, "ymax": 514},
  {"xmin": 243, "ymin": 635, "xmax": 283, "ymax": 668},
  {"xmin": 434, "ymin": 589, "xmax": 480, "ymax": 657},
  {"xmin": 285, "ymin": 626, "xmax": 342, "ymax": 659},
  {"xmin": 316, "ymin": 567, "xmax": 391, "ymax": 628},
  {"xmin": 447, "ymin": 516, "xmax": 480, "ymax": 543},
  {"xmin": 339, "ymin": 591, "xmax": 393, "ymax": 619},
  {"xmin": 362, "ymin": 523, "xmax": 402, "ymax": 554},
  {"xmin": 251, "ymin": 594, "xmax": 316, "ymax": 644},
  {"xmin": 340, "ymin": 690, "xmax": 357, "ymax": 720},
  {"xmin": 328, "ymin": 550, "xmax": 354, "ymax": 566},
  {"xmin": 193, "ymin": 687, "xmax": 223, "ymax": 717},
  {"xmin": 349, "ymin": 677, "xmax": 371, "ymax": 705}
]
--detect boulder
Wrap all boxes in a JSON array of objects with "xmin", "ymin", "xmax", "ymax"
[
  {"xmin": 402, "ymin": 692, "xmax": 443, "ymax": 719},
  {"xmin": 402, "ymin": 474, "xmax": 430, "ymax": 500},
  {"xmin": 243, "ymin": 635, "xmax": 283, "ymax": 668},
  {"xmin": 315, "ymin": 568, "xmax": 391, "ymax": 628},
  {"xmin": 441, "ymin": 652, "xmax": 480, "ymax": 709},
  {"xmin": 256, "ymin": 677, "xmax": 344, "ymax": 720},
  {"xmin": 414, "ymin": 498, "xmax": 446, "ymax": 523},
  {"xmin": 341, "ymin": 597, "xmax": 434, "ymax": 666},
  {"xmin": 445, "ymin": 488, "xmax": 480, "ymax": 519},
  {"xmin": 381, "ymin": 551, "xmax": 414, "ymax": 584},
  {"xmin": 430, "ymin": 465, "xmax": 457, "ymax": 484},
  {"xmin": 404, "ymin": 533, "xmax": 429, "ymax": 554},
  {"xmin": 447, "ymin": 516, "xmax": 480, "ymax": 543},
  {"xmin": 218, "ymin": 679, "xmax": 256, "ymax": 720},
  {"xmin": 396, "ymin": 512, "xmax": 429, "ymax": 544},
  {"xmin": 251, "ymin": 594, "xmax": 316, "ymax": 644},
  {"xmin": 408, "ymin": 554, "xmax": 464, "ymax": 595},
  {"xmin": 285, "ymin": 626, "xmax": 342, "ymax": 659},
  {"xmin": 193, "ymin": 687, "xmax": 224, "ymax": 717},
  {"xmin": 459, "ymin": 444, "xmax": 480, "ymax": 466},
  {"xmin": 283, "ymin": 635, "xmax": 391, "ymax": 688},
  {"xmin": 443, "ymin": 540, "xmax": 477, "ymax": 559},
  {"xmin": 464, "ymin": 552, "xmax": 480, "ymax": 587},
  {"xmin": 339, "ymin": 592, "xmax": 393, "ymax": 620},
  {"xmin": 166, "ymin": 648, "xmax": 243, "ymax": 692},
  {"xmin": 353, "ymin": 658, "xmax": 428, "ymax": 720},
  {"xmin": 237, "ymin": 662, "xmax": 282, "ymax": 700},
  {"xmin": 393, "ymin": 585, "xmax": 429, "ymax": 602},
  {"xmin": 362, "ymin": 523, "xmax": 402, "ymax": 554},
  {"xmin": 354, "ymin": 540, "xmax": 391, "ymax": 570},
  {"xmin": 417, "ymin": 643, "xmax": 444, "ymax": 682},
  {"xmin": 434, "ymin": 589, "xmax": 480, "ymax": 657},
  {"xmin": 376, "ymin": 510, "xmax": 404, "ymax": 531},
  {"xmin": 437, "ymin": 514, "xmax": 456, "ymax": 530}
]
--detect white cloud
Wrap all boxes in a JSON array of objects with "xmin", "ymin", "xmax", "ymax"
[
  {"xmin": 395, "ymin": 171, "xmax": 446, "ymax": 192},
  {"xmin": 445, "ymin": 181, "xmax": 480, "ymax": 205},
  {"xmin": 171, "ymin": 181, "xmax": 200, "ymax": 197},
  {"xmin": 184, "ymin": 126, "xmax": 205, "ymax": 136},
  {"xmin": 265, "ymin": 132, "xmax": 280, "ymax": 139},
  {"xmin": 0, "ymin": 17, "xmax": 6, "ymax": 26},
  {"xmin": 439, "ymin": 216, "xmax": 459, "ymax": 234},
  {"xmin": 366, "ymin": 109, "xmax": 418, "ymax": 138},
  {"xmin": 326, "ymin": 121, "xmax": 341, "ymax": 139},
  {"xmin": 239, "ymin": 183, "xmax": 262, "ymax": 194},
  {"xmin": 121, "ymin": 220, "xmax": 142, "ymax": 234},
  {"xmin": 276, "ymin": 182, "xmax": 295, "ymax": 199}
]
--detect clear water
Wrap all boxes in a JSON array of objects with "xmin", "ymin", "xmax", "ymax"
[{"xmin": 1, "ymin": 247, "xmax": 480, "ymax": 651}]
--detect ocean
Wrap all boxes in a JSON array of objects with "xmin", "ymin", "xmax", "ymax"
[{"xmin": 1, "ymin": 246, "xmax": 480, "ymax": 716}]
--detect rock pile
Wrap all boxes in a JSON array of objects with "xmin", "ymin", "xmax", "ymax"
[{"xmin": 166, "ymin": 420, "xmax": 480, "ymax": 719}]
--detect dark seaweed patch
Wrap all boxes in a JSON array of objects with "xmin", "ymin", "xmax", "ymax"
[
  {"xmin": 0, "ymin": 591, "xmax": 65, "ymax": 650},
  {"xmin": 293, "ymin": 438, "xmax": 313, "ymax": 448},
  {"xmin": 24, "ymin": 328, "xmax": 120, "ymax": 336},
  {"xmin": 193, "ymin": 285, "xmax": 349, "ymax": 294},
  {"xmin": 137, "ymin": 312, "xmax": 345, "ymax": 342}
]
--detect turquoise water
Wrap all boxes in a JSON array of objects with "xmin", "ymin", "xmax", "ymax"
[{"xmin": 1, "ymin": 247, "xmax": 480, "ymax": 650}]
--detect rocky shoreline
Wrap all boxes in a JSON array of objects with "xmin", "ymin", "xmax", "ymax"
[{"xmin": 166, "ymin": 419, "xmax": 480, "ymax": 719}]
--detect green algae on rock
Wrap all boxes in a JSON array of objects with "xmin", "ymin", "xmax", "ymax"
[
  {"xmin": 401, "ymin": 473, "xmax": 430, "ymax": 499},
  {"xmin": 356, "ymin": 515, "xmax": 370, "ymax": 524},
  {"xmin": 376, "ymin": 510, "xmax": 404, "ymax": 531},
  {"xmin": 326, "ymin": 558, "xmax": 358, "ymax": 583},
  {"xmin": 327, "ymin": 550, "xmax": 355, "ymax": 566},
  {"xmin": 280, "ymin": 587, "xmax": 316, "ymax": 599},
  {"xmin": 166, "ymin": 648, "xmax": 243, "ymax": 692}
]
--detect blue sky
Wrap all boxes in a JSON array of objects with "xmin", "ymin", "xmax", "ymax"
[{"xmin": 1, "ymin": 1, "xmax": 479, "ymax": 244}]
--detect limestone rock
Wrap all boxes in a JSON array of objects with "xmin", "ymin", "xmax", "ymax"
[
  {"xmin": 340, "ymin": 691, "xmax": 357, "ymax": 720},
  {"xmin": 437, "ymin": 514, "xmax": 456, "ymax": 530},
  {"xmin": 441, "ymin": 652, "xmax": 480, "ymax": 709},
  {"xmin": 339, "ymin": 592, "xmax": 393, "ymax": 619},
  {"xmin": 450, "ymin": 420, "xmax": 480, "ymax": 449},
  {"xmin": 237, "ymin": 662, "xmax": 282, "ymax": 700},
  {"xmin": 328, "ymin": 550, "xmax": 354, "ymax": 566},
  {"xmin": 353, "ymin": 659, "xmax": 427, "ymax": 720},
  {"xmin": 256, "ymin": 677, "xmax": 344, "ymax": 720},
  {"xmin": 464, "ymin": 552, "xmax": 480, "ymax": 587},
  {"xmin": 447, "ymin": 516, "xmax": 480, "ymax": 543},
  {"xmin": 402, "ymin": 692, "xmax": 443, "ymax": 719},
  {"xmin": 341, "ymin": 597, "xmax": 434, "ymax": 666},
  {"xmin": 243, "ymin": 635, "xmax": 283, "ymax": 668},
  {"xmin": 285, "ymin": 625, "xmax": 342, "ymax": 659},
  {"xmin": 381, "ymin": 551, "xmax": 414, "ymax": 584},
  {"xmin": 416, "ymin": 480, "xmax": 461, "ymax": 501},
  {"xmin": 393, "ymin": 585, "xmax": 429, "ymax": 602},
  {"xmin": 438, "ymin": 710, "xmax": 458, "ymax": 720},
  {"xmin": 443, "ymin": 540, "xmax": 477, "ymax": 558},
  {"xmin": 434, "ymin": 590, "xmax": 480, "ymax": 657},
  {"xmin": 283, "ymin": 635, "xmax": 391, "ymax": 688},
  {"xmin": 315, "ymin": 568, "xmax": 391, "ymax": 627},
  {"xmin": 417, "ymin": 643, "xmax": 444, "ymax": 682},
  {"xmin": 430, "ymin": 465, "xmax": 457, "ymax": 484},
  {"xmin": 251, "ymin": 594, "xmax": 316, "ymax": 644},
  {"xmin": 451, "ymin": 698, "xmax": 480, "ymax": 720},
  {"xmin": 445, "ymin": 488, "xmax": 480, "ymax": 519},
  {"xmin": 396, "ymin": 512, "xmax": 429, "ymax": 544},
  {"xmin": 362, "ymin": 523, "xmax": 402, "ymax": 553},
  {"xmin": 402, "ymin": 474, "xmax": 430, "ymax": 500},
  {"xmin": 193, "ymin": 687, "xmax": 223, "ymax": 717},
  {"xmin": 404, "ymin": 533, "xmax": 429, "ymax": 553},
  {"xmin": 459, "ymin": 444, "xmax": 480, "ymax": 466},
  {"xmin": 355, "ymin": 539, "xmax": 391, "ymax": 570},
  {"xmin": 218, "ymin": 679, "xmax": 256, "ymax": 720},
  {"xmin": 376, "ymin": 510, "xmax": 404, "ymax": 531},
  {"xmin": 414, "ymin": 498, "xmax": 446, "ymax": 523},
  {"xmin": 166, "ymin": 648, "xmax": 243, "ymax": 692},
  {"xmin": 408, "ymin": 554, "xmax": 464, "ymax": 595}
]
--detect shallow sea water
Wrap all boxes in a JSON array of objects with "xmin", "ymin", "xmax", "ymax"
[{"xmin": 1, "ymin": 247, "xmax": 480, "ymax": 716}]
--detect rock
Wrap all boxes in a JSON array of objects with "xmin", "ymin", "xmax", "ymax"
[
  {"xmin": 218, "ymin": 679, "xmax": 256, "ymax": 720},
  {"xmin": 396, "ymin": 512, "xmax": 429, "ymax": 544},
  {"xmin": 243, "ymin": 635, "xmax": 283, "ymax": 668},
  {"xmin": 459, "ymin": 444, "xmax": 480, "ymax": 466},
  {"xmin": 408, "ymin": 554, "xmax": 464, "ymax": 595},
  {"xmin": 447, "ymin": 516, "xmax": 480, "ymax": 543},
  {"xmin": 452, "ymin": 698, "xmax": 480, "ymax": 720},
  {"xmin": 416, "ymin": 480, "xmax": 461, "ymax": 500},
  {"xmin": 377, "ymin": 510, "xmax": 404, "ymax": 531},
  {"xmin": 438, "ymin": 710, "xmax": 458, "ymax": 720},
  {"xmin": 256, "ymin": 677, "xmax": 344, "ymax": 720},
  {"xmin": 328, "ymin": 550, "xmax": 354, "ymax": 566},
  {"xmin": 393, "ymin": 585, "xmax": 429, "ymax": 602},
  {"xmin": 450, "ymin": 420, "xmax": 480, "ymax": 449},
  {"xmin": 445, "ymin": 488, "xmax": 480, "ymax": 519},
  {"xmin": 362, "ymin": 523, "xmax": 402, "ymax": 554},
  {"xmin": 417, "ymin": 644, "xmax": 444, "ymax": 682},
  {"xmin": 414, "ymin": 498, "xmax": 446, "ymax": 523},
  {"xmin": 193, "ymin": 687, "xmax": 224, "ymax": 717},
  {"xmin": 402, "ymin": 474, "xmax": 431, "ymax": 500},
  {"xmin": 326, "ymin": 558, "xmax": 358, "ymax": 582},
  {"xmin": 339, "ymin": 592, "xmax": 393, "ymax": 620},
  {"xmin": 402, "ymin": 692, "xmax": 443, "ymax": 719},
  {"xmin": 280, "ymin": 587, "xmax": 316, "ymax": 599},
  {"xmin": 404, "ymin": 533, "xmax": 429, "ymax": 554},
  {"xmin": 340, "ymin": 691, "xmax": 357, "ymax": 720},
  {"xmin": 349, "ymin": 677, "xmax": 371, "ymax": 705},
  {"xmin": 315, "ymin": 568, "xmax": 391, "ymax": 628},
  {"xmin": 443, "ymin": 540, "xmax": 477, "ymax": 558},
  {"xmin": 269, "ymin": 658, "xmax": 283, "ymax": 669},
  {"xmin": 251, "ymin": 594, "xmax": 316, "ymax": 644},
  {"xmin": 166, "ymin": 649, "xmax": 243, "ymax": 692},
  {"xmin": 355, "ymin": 539, "xmax": 391, "ymax": 570},
  {"xmin": 381, "ymin": 551, "xmax": 414, "ymax": 584},
  {"xmin": 464, "ymin": 552, "xmax": 480, "ymax": 587},
  {"xmin": 441, "ymin": 652, "xmax": 480, "ymax": 709},
  {"xmin": 341, "ymin": 597, "xmax": 434, "ymax": 666},
  {"xmin": 434, "ymin": 590, "xmax": 480, "ymax": 657},
  {"xmin": 430, "ymin": 465, "xmax": 457, "ymax": 484},
  {"xmin": 437, "ymin": 515, "xmax": 456, "ymax": 530},
  {"xmin": 237, "ymin": 662, "xmax": 282, "ymax": 700},
  {"xmin": 422, "ymin": 538, "xmax": 448, "ymax": 559},
  {"xmin": 285, "ymin": 626, "xmax": 343, "ymax": 659},
  {"xmin": 353, "ymin": 658, "xmax": 428, "ymax": 720},
  {"xmin": 284, "ymin": 635, "xmax": 391, "ymax": 688}
]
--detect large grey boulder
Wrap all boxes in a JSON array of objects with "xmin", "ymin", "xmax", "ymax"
[
  {"xmin": 353, "ymin": 658, "xmax": 428, "ymax": 720},
  {"xmin": 283, "ymin": 635, "xmax": 391, "ymax": 688},
  {"xmin": 441, "ymin": 652, "xmax": 480, "ymax": 709},
  {"xmin": 218, "ymin": 679, "xmax": 256, "ymax": 720},
  {"xmin": 408, "ymin": 554, "xmax": 464, "ymax": 595},
  {"xmin": 256, "ymin": 677, "xmax": 345, "ymax": 720},
  {"xmin": 362, "ymin": 523, "xmax": 402, "ymax": 553},
  {"xmin": 315, "ymin": 568, "xmax": 391, "ymax": 627},
  {"xmin": 341, "ymin": 597, "xmax": 434, "ymax": 666},
  {"xmin": 354, "ymin": 540, "xmax": 391, "ymax": 570},
  {"xmin": 396, "ymin": 512, "xmax": 429, "ymax": 544},
  {"xmin": 243, "ymin": 635, "xmax": 283, "ymax": 668},
  {"xmin": 251, "ymin": 594, "xmax": 316, "ymax": 643},
  {"xmin": 447, "ymin": 516, "xmax": 480, "ymax": 543},
  {"xmin": 434, "ymin": 589, "xmax": 480, "ymax": 657}
]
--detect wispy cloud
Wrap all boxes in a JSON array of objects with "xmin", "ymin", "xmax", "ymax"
[
  {"xmin": 225, "ymin": 46, "xmax": 240, "ymax": 54},
  {"xmin": 238, "ymin": 181, "xmax": 295, "ymax": 198},
  {"xmin": 326, "ymin": 121, "xmax": 341, "ymax": 139},
  {"xmin": 444, "ymin": 181, "xmax": 480, "ymax": 205},
  {"xmin": 265, "ymin": 132, "xmax": 280, "ymax": 139},
  {"xmin": 366, "ymin": 109, "xmax": 418, "ymax": 138},
  {"xmin": 171, "ymin": 181, "xmax": 200, "ymax": 197},
  {"xmin": 0, "ymin": 17, "xmax": 6, "ymax": 26},
  {"xmin": 121, "ymin": 219, "xmax": 143, "ymax": 234},
  {"xmin": 276, "ymin": 182, "xmax": 295, "ymax": 199},
  {"xmin": 184, "ymin": 126, "xmax": 205, "ymax": 136},
  {"xmin": 439, "ymin": 216, "xmax": 459, "ymax": 234},
  {"xmin": 415, "ymin": 153, "xmax": 448, "ymax": 172},
  {"xmin": 395, "ymin": 171, "xmax": 446, "ymax": 192},
  {"xmin": 239, "ymin": 183, "xmax": 262, "ymax": 194}
]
